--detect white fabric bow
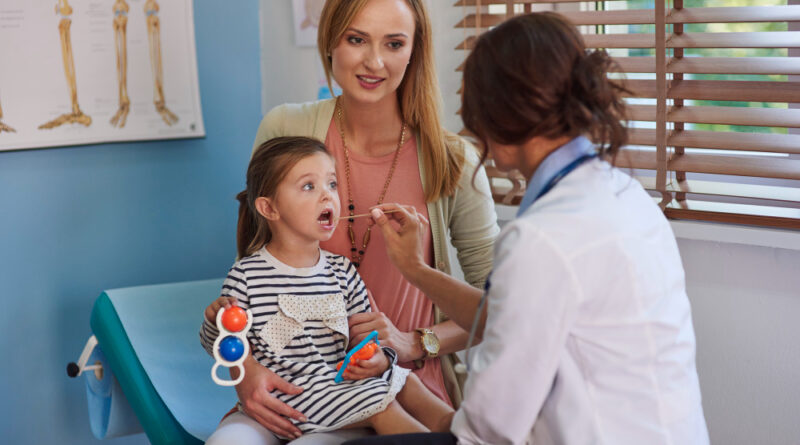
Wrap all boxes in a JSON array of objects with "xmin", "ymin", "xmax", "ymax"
[{"xmin": 258, "ymin": 293, "xmax": 348, "ymax": 355}]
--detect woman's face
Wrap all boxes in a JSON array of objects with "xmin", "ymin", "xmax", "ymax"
[{"xmin": 330, "ymin": 0, "xmax": 415, "ymax": 106}]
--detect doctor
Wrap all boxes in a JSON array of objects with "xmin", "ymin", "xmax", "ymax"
[{"xmin": 351, "ymin": 12, "xmax": 710, "ymax": 445}]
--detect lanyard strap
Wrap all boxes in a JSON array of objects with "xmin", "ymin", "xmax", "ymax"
[{"xmin": 533, "ymin": 153, "xmax": 598, "ymax": 203}]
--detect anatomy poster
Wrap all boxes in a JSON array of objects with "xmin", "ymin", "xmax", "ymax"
[{"xmin": 0, "ymin": 0, "xmax": 204, "ymax": 152}]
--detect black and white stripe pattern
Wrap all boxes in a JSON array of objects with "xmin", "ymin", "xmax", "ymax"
[{"xmin": 200, "ymin": 247, "xmax": 409, "ymax": 434}]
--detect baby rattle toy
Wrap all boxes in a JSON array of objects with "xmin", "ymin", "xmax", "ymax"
[
  {"xmin": 334, "ymin": 330, "xmax": 380, "ymax": 383},
  {"xmin": 211, "ymin": 305, "xmax": 253, "ymax": 386}
]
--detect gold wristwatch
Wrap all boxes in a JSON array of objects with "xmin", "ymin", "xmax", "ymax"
[{"xmin": 414, "ymin": 328, "xmax": 440, "ymax": 368}]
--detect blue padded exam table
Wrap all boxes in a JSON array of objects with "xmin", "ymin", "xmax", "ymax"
[{"xmin": 87, "ymin": 279, "xmax": 236, "ymax": 444}]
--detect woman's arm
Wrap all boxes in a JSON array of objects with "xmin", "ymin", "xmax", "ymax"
[
  {"xmin": 230, "ymin": 355, "xmax": 306, "ymax": 440},
  {"xmin": 369, "ymin": 205, "xmax": 487, "ymax": 337},
  {"xmin": 349, "ymin": 312, "xmax": 473, "ymax": 361},
  {"xmin": 447, "ymin": 141, "xmax": 500, "ymax": 289}
]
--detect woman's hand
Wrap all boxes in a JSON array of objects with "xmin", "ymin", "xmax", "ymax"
[
  {"xmin": 204, "ymin": 296, "xmax": 237, "ymax": 323},
  {"xmin": 369, "ymin": 204, "xmax": 429, "ymax": 283},
  {"xmin": 349, "ymin": 312, "xmax": 421, "ymax": 363},
  {"xmin": 341, "ymin": 349, "xmax": 390, "ymax": 380},
  {"xmin": 234, "ymin": 357, "xmax": 307, "ymax": 439}
]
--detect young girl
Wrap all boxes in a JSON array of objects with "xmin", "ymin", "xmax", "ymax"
[{"xmin": 200, "ymin": 136, "xmax": 453, "ymax": 443}]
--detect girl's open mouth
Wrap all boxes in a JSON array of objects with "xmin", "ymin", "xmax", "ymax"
[{"xmin": 318, "ymin": 210, "xmax": 333, "ymax": 226}]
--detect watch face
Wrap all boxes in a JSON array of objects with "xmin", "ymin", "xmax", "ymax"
[{"xmin": 423, "ymin": 333, "xmax": 440, "ymax": 352}]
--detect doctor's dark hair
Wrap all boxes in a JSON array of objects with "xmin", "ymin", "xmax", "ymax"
[
  {"xmin": 236, "ymin": 137, "xmax": 330, "ymax": 258},
  {"xmin": 461, "ymin": 12, "xmax": 628, "ymax": 165}
]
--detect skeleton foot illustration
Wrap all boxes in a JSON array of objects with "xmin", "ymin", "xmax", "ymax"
[
  {"xmin": 146, "ymin": 0, "xmax": 178, "ymax": 126},
  {"xmin": 0, "ymin": 100, "xmax": 15, "ymax": 133},
  {"xmin": 110, "ymin": 0, "xmax": 130, "ymax": 128},
  {"xmin": 40, "ymin": 0, "xmax": 92, "ymax": 130},
  {"xmin": 39, "ymin": 111, "xmax": 92, "ymax": 129}
]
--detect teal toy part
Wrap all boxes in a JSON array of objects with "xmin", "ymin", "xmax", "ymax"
[{"xmin": 334, "ymin": 330, "xmax": 379, "ymax": 383}]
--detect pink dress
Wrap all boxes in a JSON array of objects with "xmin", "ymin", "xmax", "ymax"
[{"xmin": 320, "ymin": 118, "xmax": 451, "ymax": 406}]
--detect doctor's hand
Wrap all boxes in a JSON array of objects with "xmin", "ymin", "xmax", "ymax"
[
  {"xmin": 370, "ymin": 204, "xmax": 430, "ymax": 283},
  {"xmin": 349, "ymin": 312, "xmax": 420, "ymax": 363},
  {"xmin": 234, "ymin": 356, "xmax": 307, "ymax": 439}
]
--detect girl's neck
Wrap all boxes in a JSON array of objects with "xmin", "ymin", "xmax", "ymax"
[
  {"xmin": 339, "ymin": 94, "xmax": 405, "ymax": 157},
  {"xmin": 265, "ymin": 237, "xmax": 320, "ymax": 269}
]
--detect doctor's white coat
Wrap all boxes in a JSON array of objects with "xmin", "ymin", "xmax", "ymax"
[{"xmin": 451, "ymin": 159, "xmax": 709, "ymax": 445}]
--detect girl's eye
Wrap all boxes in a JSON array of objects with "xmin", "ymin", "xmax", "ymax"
[
  {"xmin": 387, "ymin": 41, "xmax": 403, "ymax": 50},
  {"xmin": 347, "ymin": 36, "xmax": 365, "ymax": 45},
  {"xmin": 329, "ymin": 180, "xmax": 338, "ymax": 190},
  {"xmin": 302, "ymin": 183, "xmax": 314, "ymax": 191}
]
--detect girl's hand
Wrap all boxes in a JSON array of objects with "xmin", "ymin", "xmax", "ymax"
[
  {"xmin": 342, "ymin": 349, "xmax": 390, "ymax": 380},
  {"xmin": 349, "ymin": 312, "xmax": 421, "ymax": 363},
  {"xmin": 204, "ymin": 296, "xmax": 237, "ymax": 323}
]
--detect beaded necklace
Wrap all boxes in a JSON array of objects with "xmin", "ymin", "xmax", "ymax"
[{"xmin": 336, "ymin": 99, "xmax": 406, "ymax": 268}]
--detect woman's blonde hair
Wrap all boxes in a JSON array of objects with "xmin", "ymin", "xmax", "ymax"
[{"xmin": 317, "ymin": 0, "xmax": 464, "ymax": 202}]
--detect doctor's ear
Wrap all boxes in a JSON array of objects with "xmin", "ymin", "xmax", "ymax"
[{"xmin": 255, "ymin": 197, "xmax": 279, "ymax": 221}]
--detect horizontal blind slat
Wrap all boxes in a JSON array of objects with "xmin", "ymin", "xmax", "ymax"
[
  {"xmin": 669, "ymin": 6, "xmax": 800, "ymax": 23},
  {"xmin": 580, "ymin": 32, "xmax": 800, "ymax": 49},
  {"xmin": 621, "ymin": 79, "xmax": 800, "ymax": 103},
  {"xmin": 626, "ymin": 104, "xmax": 800, "ymax": 128},
  {"xmin": 664, "ymin": 204, "xmax": 800, "ymax": 229},
  {"xmin": 618, "ymin": 149, "xmax": 800, "ymax": 179},
  {"xmin": 627, "ymin": 128, "xmax": 800, "ymax": 154},
  {"xmin": 635, "ymin": 177, "xmax": 800, "ymax": 204},
  {"xmin": 611, "ymin": 56, "xmax": 800, "ymax": 75},
  {"xmin": 454, "ymin": 6, "xmax": 800, "ymax": 29},
  {"xmin": 454, "ymin": 0, "xmax": 605, "ymax": 5}
]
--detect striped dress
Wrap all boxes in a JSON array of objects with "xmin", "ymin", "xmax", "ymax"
[{"xmin": 200, "ymin": 246, "xmax": 409, "ymax": 435}]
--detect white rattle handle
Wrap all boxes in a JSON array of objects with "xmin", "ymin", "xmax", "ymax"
[
  {"xmin": 212, "ymin": 362, "xmax": 245, "ymax": 386},
  {"xmin": 211, "ymin": 306, "xmax": 253, "ymax": 386}
]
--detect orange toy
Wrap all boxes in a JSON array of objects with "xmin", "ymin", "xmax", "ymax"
[
  {"xmin": 220, "ymin": 306, "xmax": 248, "ymax": 332},
  {"xmin": 336, "ymin": 342, "xmax": 379, "ymax": 371}
]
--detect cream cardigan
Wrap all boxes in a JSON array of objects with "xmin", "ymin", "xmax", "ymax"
[{"xmin": 252, "ymin": 98, "xmax": 499, "ymax": 407}]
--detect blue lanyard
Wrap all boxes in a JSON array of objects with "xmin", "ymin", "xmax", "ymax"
[{"xmin": 532, "ymin": 153, "xmax": 598, "ymax": 203}]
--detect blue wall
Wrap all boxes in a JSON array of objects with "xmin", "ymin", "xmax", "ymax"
[{"xmin": 0, "ymin": 1, "xmax": 260, "ymax": 443}]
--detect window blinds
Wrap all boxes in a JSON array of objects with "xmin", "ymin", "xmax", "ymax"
[{"xmin": 455, "ymin": 0, "xmax": 800, "ymax": 229}]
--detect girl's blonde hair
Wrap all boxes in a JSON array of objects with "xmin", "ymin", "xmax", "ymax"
[
  {"xmin": 317, "ymin": 0, "xmax": 464, "ymax": 202},
  {"xmin": 236, "ymin": 137, "xmax": 331, "ymax": 258}
]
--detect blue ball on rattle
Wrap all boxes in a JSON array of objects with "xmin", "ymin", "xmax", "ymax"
[{"xmin": 219, "ymin": 335, "xmax": 245, "ymax": 362}]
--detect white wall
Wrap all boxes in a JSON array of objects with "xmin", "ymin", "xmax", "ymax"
[
  {"xmin": 259, "ymin": 3, "xmax": 800, "ymax": 444},
  {"xmin": 676, "ymin": 229, "xmax": 800, "ymax": 445}
]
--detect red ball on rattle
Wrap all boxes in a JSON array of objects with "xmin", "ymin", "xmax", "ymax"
[{"xmin": 221, "ymin": 306, "xmax": 248, "ymax": 332}]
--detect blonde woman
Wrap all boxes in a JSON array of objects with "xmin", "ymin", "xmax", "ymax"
[{"xmin": 205, "ymin": 0, "xmax": 499, "ymax": 443}]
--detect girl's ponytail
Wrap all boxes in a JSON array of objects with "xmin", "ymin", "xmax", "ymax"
[{"xmin": 236, "ymin": 190, "xmax": 257, "ymax": 259}]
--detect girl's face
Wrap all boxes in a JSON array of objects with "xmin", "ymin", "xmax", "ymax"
[
  {"xmin": 266, "ymin": 152, "xmax": 341, "ymax": 244},
  {"xmin": 330, "ymin": 0, "xmax": 415, "ymax": 106}
]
